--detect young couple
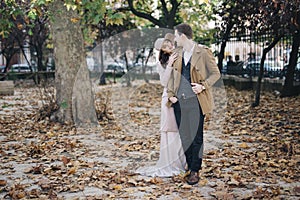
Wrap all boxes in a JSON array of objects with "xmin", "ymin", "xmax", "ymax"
[{"xmin": 137, "ymin": 23, "xmax": 220, "ymax": 185}]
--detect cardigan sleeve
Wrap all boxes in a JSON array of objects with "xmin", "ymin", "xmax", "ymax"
[{"xmin": 157, "ymin": 61, "xmax": 173, "ymax": 88}]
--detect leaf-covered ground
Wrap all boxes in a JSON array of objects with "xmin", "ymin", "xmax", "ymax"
[{"xmin": 0, "ymin": 80, "xmax": 299, "ymax": 199}]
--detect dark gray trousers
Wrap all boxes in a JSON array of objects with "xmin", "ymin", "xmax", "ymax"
[{"xmin": 173, "ymin": 97, "xmax": 205, "ymax": 172}]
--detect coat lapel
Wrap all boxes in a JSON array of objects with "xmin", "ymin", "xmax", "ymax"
[
  {"xmin": 174, "ymin": 47, "xmax": 183, "ymax": 82},
  {"xmin": 190, "ymin": 44, "xmax": 202, "ymax": 70},
  {"xmin": 174, "ymin": 47, "xmax": 183, "ymax": 72}
]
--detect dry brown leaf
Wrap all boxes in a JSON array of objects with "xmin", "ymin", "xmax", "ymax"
[
  {"xmin": 210, "ymin": 191, "xmax": 234, "ymax": 199},
  {"xmin": 181, "ymin": 184, "xmax": 192, "ymax": 189},
  {"xmin": 149, "ymin": 177, "xmax": 163, "ymax": 184},
  {"xmin": 0, "ymin": 180, "xmax": 7, "ymax": 186},
  {"xmin": 67, "ymin": 167, "xmax": 77, "ymax": 175},
  {"xmin": 127, "ymin": 178, "xmax": 138, "ymax": 186},
  {"xmin": 293, "ymin": 186, "xmax": 300, "ymax": 194},
  {"xmin": 233, "ymin": 166, "xmax": 243, "ymax": 171},
  {"xmin": 61, "ymin": 156, "xmax": 71, "ymax": 166},
  {"xmin": 199, "ymin": 178, "xmax": 208, "ymax": 186},
  {"xmin": 257, "ymin": 152, "xmax": 267, "ymax": 159},
  {"xmin": 113, "ymin": 184, "xmax": 122, "ymax": 191},
  {"xmin": 228, "ymin": 178, "xmax": 240, "ymax": 186},
  {"xmin": 239, "ymin": 142, "xmax": 250, "ymax": 149},
  {"xmin": 0, "ymin": 83, "xmax": 299, "ymax": 199},
  {"xmin": 16, "ymin": 191, "xmax": 26, "ymax": 199}
]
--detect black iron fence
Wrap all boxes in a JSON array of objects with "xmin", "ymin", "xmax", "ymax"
[{"xmin": 219, "ymin": 31, "xmax": 300, "ymax": 81}]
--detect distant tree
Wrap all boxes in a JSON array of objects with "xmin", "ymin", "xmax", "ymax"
[
  {"xmin": 214, "ymin": 0, "xmax": 259, "ymax": 71},
  {"xmin": 27, "ymin": 16, "xmax": 50, "ymax": 72},
  {"xmin": 0, "ymin": 1, "xmax": 28, "ymax": 71},
  {"xmin": 102, "ymin": 27, "xmax": 169, "ymax": 85},
  {"xmin": 281, "ymin": 8, "xmax": 300, "ymax": 97},
  {"xmin": 100, "ymin": 0, "xmax": 217, "ymax": 85},
  {"xmin": 0, "ymin": 0, "xmax": 50, "ymax": 75},
  {"xmin": 251, "ymin": 0, "xmax": 300, "ymax": 104},
  {"xmin": 112, "ymin": 0, "xmax": 217, "ymax": 43},
  {"xmin": 127, "ymin": 0, "xmax": 180, "ymax": 28},
  {"xmin": 0, "ymin": 36, "xmax": 20, "ymax": 73},
  {"xmin": 215, "ymin": 0, "xmax": 300, "ymax": 106},
  {"xmin": 1, "ymin": 0, "xmax": 131, "ymax": 125},
  {"xmin": 93, "ymin": 14, "xmax": 137, "ymax": 85}
]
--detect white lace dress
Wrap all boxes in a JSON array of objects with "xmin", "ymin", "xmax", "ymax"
[{"xmin": 136, "ymin": 62, "xmax": 186, "ymax": 177}]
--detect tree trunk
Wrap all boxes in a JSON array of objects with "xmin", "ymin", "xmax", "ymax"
[
  {"xmin": 252, "ymin": 35, "xmax": 283, "ymax": 107},
  {"xmin": 124, "ymin": 52, "xmax": 131, "ymax": 87},
  {"xmin": 49, "ymin": 0, "xmax": 97, "ymax": 127},
  {"xmin": 36, "ymin": 46, "xmax": 44, "ymax": 71},
  {"xmin": 143, "ymin": 48, "xmax": 153, "ymax": 83},
  {"xmin": 35, "ymin": 44, "xmax": 44, "ymax": 84},
  {"xmin": 217, "ymin": 21, "xmax": 234, "ymax": 72},
  {"xmin": 281, "ymin": 30, "xmax": 300, "ymax": 97},
  {"xmin": 99, "ymin": 42, "xmax": 106, "ymax": 85},
  {"xmin": 218, "ymin": 41, "xmax": 227, "ymax": 72}
]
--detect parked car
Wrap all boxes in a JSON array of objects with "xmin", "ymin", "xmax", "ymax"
[
  {"xmin": 127, "ymin": 62, "xmax": 157, "ymax": 74},
  {"xmin": 242, "ymin": 61, "xmax": 260, "ymax": 77},
  {"xmin": 0, "ymin": 65, "xmax": 6, "ymax": 73},
  {"xmin": 105, "ymin": 63, "xmax": 126, "ymax": 75},
  {"xmin": 46, "ymin": 63, "xmax": 55, "ymax": 71},
  {"xmin": 280, "ymin": 63, "xmax": 300, "ymax": 81},
  {"xmin": 263, "ymin": 61, "xmax": 283, "ymax": 77},
  {"xmin": 10, "ymin": 64, "xmax": 36, "ymax": 72},
  {"xmin": 242, "ymin": 60, "xmax": 282, "ymax": 78},
  {"xmin": 86, "ymin": 56, "xmax": 95, "ymax": 71},
  {"xmin": 129, "ymin": 62, "xmax": 142, "ymax": 73},
  {"xmin": 221, "ymin": 64, "xmax": 227, "ymax": 74},
  {"xmin": 11, "ymin": 64, "xmax": 30, "ymax": 72},
  {"xmin": 225, "ymin": 61, "xmax": 245, "ymax": 75}
]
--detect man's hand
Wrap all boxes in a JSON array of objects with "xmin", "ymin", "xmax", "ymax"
[
  {"xmin": 169, "ymin": 96, "xmax": 178, "ymax": 103},
  {"xmin": 191, "ymin": 83, "xmax": 205, "ymax": 94}
]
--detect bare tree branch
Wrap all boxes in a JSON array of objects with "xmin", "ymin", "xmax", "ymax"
[
  {"xmin": 127, "ymin": 0, "xmax": 165, "ymax": 27},
  {"xmin": 160, "ymin": 0, "xmax": 169, "ymax": 16}
]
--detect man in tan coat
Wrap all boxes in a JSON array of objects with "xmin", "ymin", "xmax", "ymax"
[{"xmin": 167, "ymin": 23, "xmax": 220, "ymax": 185}]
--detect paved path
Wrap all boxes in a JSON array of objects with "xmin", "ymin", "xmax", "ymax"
[{"xmin": 1, "ymin": 81, "xmax": 299, "ymax": 199}]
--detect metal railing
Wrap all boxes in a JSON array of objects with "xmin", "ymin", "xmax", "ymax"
[{"xmin": 219, "ymin": 31, "xmax": 299, "ymax": 81}]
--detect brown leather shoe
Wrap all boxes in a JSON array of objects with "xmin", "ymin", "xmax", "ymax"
[{"xmin": 185, "ymin": 171, "xmax": 199, "ymax": 185}]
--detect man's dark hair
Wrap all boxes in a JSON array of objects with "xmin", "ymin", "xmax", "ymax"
[{"xmin": 174, "ymin": 23, "xmax": 193, "ymax": 39}]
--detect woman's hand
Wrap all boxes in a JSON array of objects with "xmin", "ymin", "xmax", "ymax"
[
  {"xmin": 167, "ymin": 52, "xmax": 178, "ymax": 67},
  {"xmin": 169, "ymin": 96, "xmax": 178, "ymax": 103}
]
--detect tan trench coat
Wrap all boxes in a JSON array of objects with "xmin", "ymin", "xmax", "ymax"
[{"xmin": 166, "ymin": 44, "xmax": 221, "ymax": 115}]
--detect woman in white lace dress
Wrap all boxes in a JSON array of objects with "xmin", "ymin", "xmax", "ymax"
[{"xmin": 136, "ymin": 34, "xmax": 186, "ymax": 177}]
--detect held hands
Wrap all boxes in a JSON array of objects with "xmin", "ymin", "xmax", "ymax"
[
  {"xmin": 191, "ymin": 83, "xmax": 205, "ymax": 94},
  {"xmin": 167, "ymin": 52, "xmax": 178, "ymax": 67}
]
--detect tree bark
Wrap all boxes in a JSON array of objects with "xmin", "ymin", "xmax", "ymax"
[
  {"xmin": 98, "ymin": 42, "xmax": 106, "ymax": 85},
  {"xmin": 217, "ymin": 21, "xmax": 234, "ymax": 72},
  {"xmin": 49, "ymin": 0, "xmax": 97, "ymax": 127},
  {"xmin": 124, "ymin": 52, "xmax": 131, "ymax": 87},
  {"xmin": 252, "ymin": 35, "xmax": 283, "ymax": 107},
  {"xmin": 281, "ymin": 30, "xmax": 300, "ymax": 97}
]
